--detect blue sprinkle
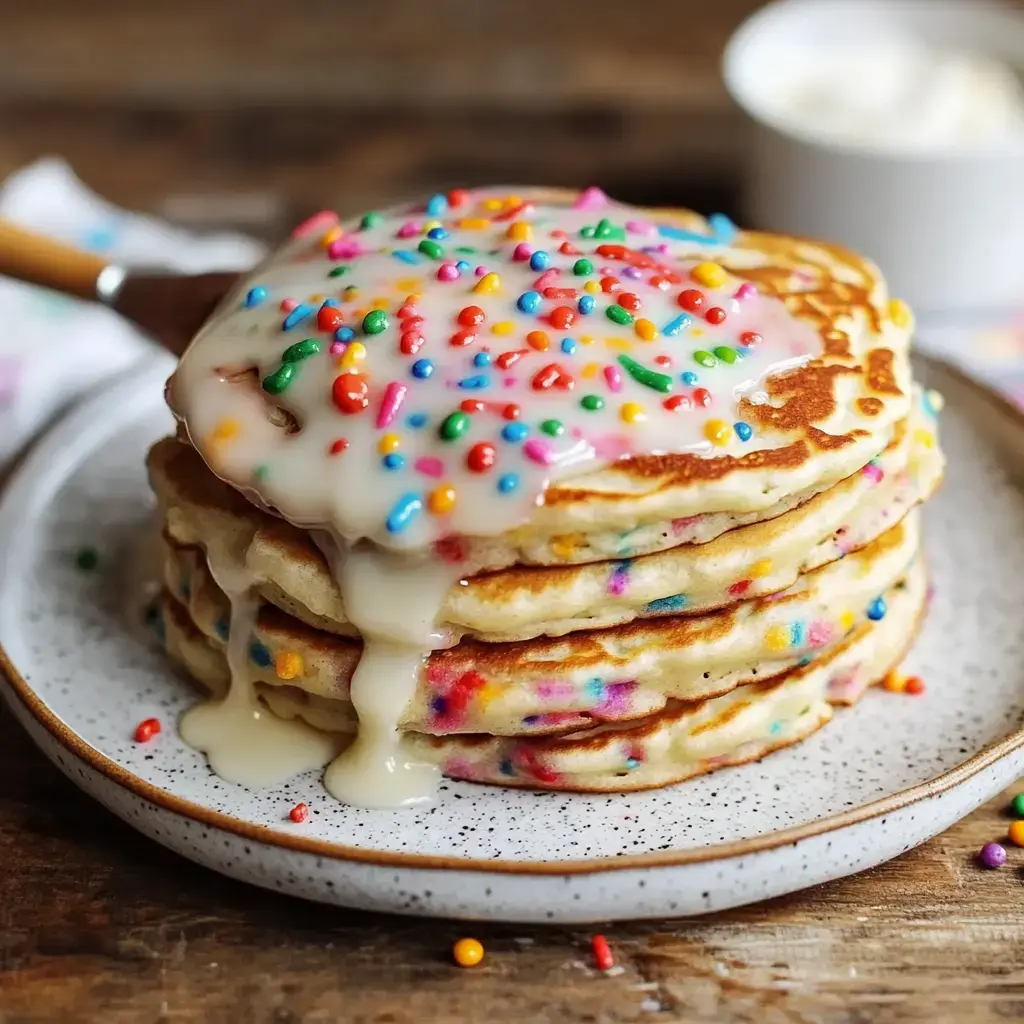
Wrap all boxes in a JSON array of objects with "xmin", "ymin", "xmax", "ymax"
[
  {"xmin": 392, "ymin": 249, "xmax": 420, "ymax": 264},
  {"xmin": 578, "ymin": 294, "xmax": 596, "ymax": 315},
  {"xmin": 427, "ymin": 226, "xmax": 448, "ymax": 240},
  {"xmin": 656, "ymin": 213, "xmax": 737, "ymax": 246},
  {"xmin": 501, "ymin": 422, "xmax": 529, "ymax": 443},
  {"xmin": 867, "ymin": 597, "xmax": 887, "ymax": 621},
  {"xmin": 790, "ymin": 621, "xmax": 806, "ymax": 647},
  {"xmin": 681, "ymin": 371, "xmax": 699, "ymax": 385},
  {"xmin": 497, "ymin": 472, "xmax": 519, "ymax": 493},
  {"xmin": 529, "ymin": 250, "xmax": 551, "ymax": 271},
  {"xmin": 382, "ymin": 453, "xmax": 405, "ymax": 471},
  {"xmin": 214, "ymin": 617, "xmax": 230, "ymax": 641},
  {"xmin": 625, "ymin": 757, "xmax": 641, "ymax": 770},
  {"xmin": 431, "ymin": 695, "xmax": 448, "ymax": 715},
  {"xmin": 411, "ymin": 359, "xmax": 434, "ymax": 379},
  {"xmin": 386, "ymin": 493, "xmax": 422, "ymax": 533},
  {"xmin": 798, "ymin": 655, "xmax": 813, "ymax": 667},
  {"xmin": 645, "ymin": 593, "xmax": 688, "ymax": 613},
  {"xmin": 523, "ymin": 715, "xmax": 540, "ymax": 725},
  {"xmin": 425, "ymin": 193, "xmax": 447, "ymax": 216},
  {"xmin": 455, "ymin": 260, "xmax": 472, "ymax": 272},
  {"xmin": 406, "ymin": 412, "xmax": 428, "ymax": 429},
  {"xmin": 334, "ymin": 326, "xmax": 355, "ymax": 343},
  {"xmin": 249, "ymin": 641, "xmax": 272, "ymax": 668},
  {"xmin": 585, "ymin": 678, "xmax": 605, "ymax": 702},
  {"xmin": 663, "ymin": 313, "xmax": 692, "ymax": 336},
  {"xmin": 458, "ymin": 374, "xmax": 490, "ymax": 389},
  {"xmin": 499, "ymin": 758, "xmax": 515, "ymax": 776},
  {"xmin": 321, "ymin": 297, "xmax": 340, "ymax": 308},
  {"xmin": 517, "ymin": 290, "xmax": 542, "ymax": 313},
  {"xmin": 734, "ymin": 421, "xmax": 753, "ymax": 442},
  {"xmin": 244, "ymin": 286, "xmax": 267, "ymax": 308},
  {"xmin": 473, "ymin": 351, "xmax": 492, "ymax": 367},
  {"xmin": 561, "ymin": 337, "xmax": 577, "ymax": 355},
  {"xmin": 282, "ymin": 303, "xmax": 314, "ymax": 330},
  {"xmin": 769, "ymin": 721, "xmax": 783, "ymax": 736}
]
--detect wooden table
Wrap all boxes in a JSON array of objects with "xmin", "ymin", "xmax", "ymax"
[{"xmin": 2, "ymin": 708, "xmax": 1022, "ymax": 1024}]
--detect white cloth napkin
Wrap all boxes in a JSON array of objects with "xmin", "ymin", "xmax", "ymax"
[{"xmin": 0, "ymin": 158, "xmax": 264, "ymax": 469}]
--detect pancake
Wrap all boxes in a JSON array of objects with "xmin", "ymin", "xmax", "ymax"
[
  {"xmin": 158, "ymin": 553, "xmax": 927, "ymax": 793},
  {"xmin": 159, "ymin": 512, "xmax": 920, "ymax": 736},
  {"xmin": 147, "ymin": 389, "xmax": 940, "ymax": 645}
]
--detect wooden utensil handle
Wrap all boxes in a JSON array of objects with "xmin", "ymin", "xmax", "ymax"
[{"xmin": 0, "ymin": 218, "xmax": 107, "ymax": 300}]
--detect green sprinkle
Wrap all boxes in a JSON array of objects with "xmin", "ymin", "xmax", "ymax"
[
  {"xmin": 573, "ymin": 258, "xmax": 594, "ymax": 276},
  {"xmin": 693, "ymin": 350, "xmax": 717, "ymax": 368},
  {"xmin": 360, "ymin": 211, "xmax": 383, "ymax": 230},
  {"xmin": 74, "ymin": 547, "xmax": 99, "ymax": 571},
  {"xmin": 580, "ymin": 225, "xmax": 596, "ymax": 239},
  {"xmin": 328, "ymin": 266, "xmax": 349, "ymax": 277},
  {"xmin": 712, "ymin": 346, "xmax": 738, "ymax": 364},
  {"xmin": 362, "ymin": 309, "xmax": 389, "ymax": 335},
  {"xmin": 282, "ymin": 338, "xmax": 321, "ymax": 363},
  {"xmin": 606, "ymin": 304, "xmax": 634, "ymax": 326},
  {"xmin": 455, "ymin": 246, "xmax": 478, "ymax": 254},
  {"xmin": 581, "ymin": 394, "xmax": 605, "ymax": 411},
  {"xmin": 252, "ymin": 464, "xmax": 269, "ymax": 482},
  {"xmin": 417, "ymin": 239, "xmax": 444, "ymax": 259},
  {"xmin": 617, "ymin": 355, "xmax": 674, "ymax": 393},
  {"xmin": 261, "ymin": 363, "xmax": 295, "ymax": 394},
  {"xmin": 541, "ymin": 419, "xmax": 564, "ymax": 437},
  {"xmin": 593, "ymin": 218, "xmax": 625, "ymax": 241},
  {"xmin": 439, "ymin": 411, "xmax": 471, "ymax": 441},
  {"xmin": 1012, "ymin": 793, "xmax": 1024, "ymax": 817}
]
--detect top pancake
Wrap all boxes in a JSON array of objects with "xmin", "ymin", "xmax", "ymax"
[{"xmin": 167, "ymin": 186, "xmax": 913, "ymax": 555}]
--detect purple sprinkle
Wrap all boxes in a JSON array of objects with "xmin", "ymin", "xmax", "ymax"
[
  {"xmin": 979, "ymin": 842, "xmax": 1007, "ymax": 869},
  {"xmin": 622, "ymin": 267, "xmax": 643, "ymax": 279},
  {"xmin": 607, "ymin": 560, "xmax": 631, "ymax": 596}
]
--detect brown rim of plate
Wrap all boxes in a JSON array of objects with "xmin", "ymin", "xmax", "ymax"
[{"xmin": 0, "ymin": 356, "xmax": 1020, "ymax": 877}]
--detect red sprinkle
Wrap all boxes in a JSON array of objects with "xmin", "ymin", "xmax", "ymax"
[
  {"xmin": 693, "ymin": 387, "xmax": 712, "ymax": 407},
  {"xmin": 905, "ymin": 676, "xmax": 926, "ymax": 695},
  {"xmin": 280, "ymin": 298, "xmax": 298, "ymax": 313},
  {"xmin": 495, "ymin": 349, "xmax": 529, "ymax": 370},
  {"xmin": 549, "ymin": 306, "xmax": 576, "ymax": 330},
  {"xmin": 663, "ymin": 395, "xmax": 692, "ymax": 412},
  {"xmin": 402, "ymin": 315, "xmax": 425, "ymax": 331},
  {"xmin": 531, "ymin": 363, "xmax": 573, "ymax": 391},
  {"xmin": 558, "ymin": 240, "xmax": 580, "ymax": 255},
  {"xmin": 596, "ymin": 244, "xmax": 626, "ymax": 259},
  {"xmin": 502, "ymin": 403, "xmax": 521, "ymax": 420},
  {"xmin": 617, "ymin": 292, "xmax": 640, "ymax": 312},
  {"xmin": 740, "ymin": 331, "xmax": 762, "ymax": 347},
  {"xmin": 450, "ymin": 329, "xmax": 476, "ymax": 347},
  {"xmin": 460, "ymin": 399, "xmax": 485, "ymax": 413},
  {"xmin": 706, "ymin": 306, "xmax": 727, "ymax": 325},
  {"xmin": 447, "ymin": 188, "xmax": 470, "ymax": 207},
  {"xmin": 543, "ymin": 288, "xmax": 578, "ymax": 300},
  {"xmin": 599, "ymin": 276, "xmax": 620, "ymax": 294},
  {"xmin": 467, "ymin": 442, "xmax": 497, "ymax": 473},
  {"xmin": 133, "ymin": 718, "xmax": 161, "ymax": 743},
  {"xmin": 332, "ymin": 373, "xmax": 369, "ymax": 414},
  {"xmin": 458, "ymin": 305, "xmax": 486, "ymax": 327},
  {"xmin": 317, "ymin": 306, "xmax": 345, "ymax": 332},
  {"xmin": 289, "ymin": 803, "xmax": 309, "ymax": 823},
  {"xmin": 399, "ymin": 331, "xmax": 425, "ymax": 355},
  {"xmin": 328, "ymin": 438, "xmax": 349, "ymax": 455},
  {"xmin": 592, "ymin": 935, "xmax": 614, "ymax": 972},
  {"xmin": 728, "ymin": 579, "xmax": 752, "ymax": 597},
  {"xmin": 397, "ymin": 304, "xmax": 418, "ymax": 320},
  {"xmin": 678, "ymin": 289, "xmax": 706, "ymax": 313}
]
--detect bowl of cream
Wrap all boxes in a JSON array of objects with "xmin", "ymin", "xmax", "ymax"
[{"xmin": 724, "ymin": 0, "xmax": 1024, "ymax": 314}]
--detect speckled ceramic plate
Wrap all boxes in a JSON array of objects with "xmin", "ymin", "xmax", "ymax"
[{"xmin": 2, "ymin": 354, "xmax": 1023, "ymax": 923}]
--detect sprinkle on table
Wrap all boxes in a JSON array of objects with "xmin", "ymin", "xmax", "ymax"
[
  {"xmin": 133, "ymin": 718, "xmax": 161, "ymax": 743},
  {"xmin": 979, "ymin": 842, "xmax": 1007, "ymax": 868},
  {"xmin": 453, "ymin": 937, "xmax": 485, "ymax": 968},
  {"xmin": 289, "ymin": 802, "xmax": 309, "ymax": 823},
  {"xmin": 1008, "ymin": 821, "xmax": 1024, "ymax": 848},
  {"xmin": 591, "ymin": 934, "xmax": 615, "ymax": 972}
]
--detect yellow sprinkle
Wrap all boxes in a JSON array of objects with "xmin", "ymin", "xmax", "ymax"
[
  {"xmin": 750, "ymin": 558, "xmax": 773, "ymax": 578},
  {"xmin": 506, "ymin": 221, "xmax": 532, "ymax": 242},
  {"xmin": 691, "ymin": 327, "xmax": 704, "ymax": 337},
  {"xmin": 634, "ymin": 318, "xmax": 658, "ymax": 341},
  {"xmin": 352, "ymin": 308, "xmax": 367, "ymax": 321},
  {"xmin": 458, "ymin": 217, "xmax": 491, "ymax": 230},
  {"xmin": 308, "ymin": 293, "xmax": 325, "ymax": 304},
  {"xmin": 428, "ymin": 484, "xmax": 457, "ymax": 515},
  {"xmin": 765, "ymin": 625, "xmax": 789, "ymax": 651},
  {"xmin": 582, "ymin": 362, "xmax": 600, "ymax": 378},
  {"xmin": 704, "ymin": 419, "xmax": 731, "ymax": 446},
  {"xmin": 378, "ymin": 432, "xmax": 401, "ymax": 455},
  {"xmin": 475, "ymin": 683, "xmax": 501, "ymax": 710},
  {"xmin": 882, "ymin": 670, "xmax": 907, "ymax": 693},
  {"xmin": 473, "ymin": 272, "xmax": 501, "ymax": 295},
  {"xmin": 913, "ymin": 428, "xmax": 935, "ymax": 449},
  {"xmin": 839, "ymin": 610, "xmax": 856, "ymax": 632},
  {"xmin": 551, "ymin": 534, "xmax": 585, "ymax": 560},
  {"xmin": 620, "ymin": 401, "xmax": 646, "ymax": 425},
  {"xmin": 396, "ymin": 277, "xmax": 421, "ymax": 292},
  {"xmin": 491, "ymin": 321, "xmax": 515, "ymax": 336},
  {"xmin": 889, "ymin": 298, "xmax": 913, "ymax": 329},
  {"xmin": 371, "ymin": 296, "xmax": 390, "ymax": 309},
  {"xmin": 275, "ymin": 652, "xmax": 303, "ymax": 680},
  {"xmin": 482, "ymin": 198, "xmax": 503, "ymax": 212},
  {"xmin": 208, "ymin": 418, "xmax": 240, "ymax": 444},
  {"xmin": 339, "ymin": 342, "xmax": 366, "ymax": 370},
  {"xmin": 579, "ymin": 334, "xmax": 595, "ymax": 345},
  {"xmin": 343, "ymin": 286, "xmax": 359, "ymax": 300},
  {"xmin": 320, "ymin": 226, "xmax": 343, "ymax": 247},
  {"xmin": 605, "ymin": 337, "xmax": 632, "ymax": 351},
  {"xmin": 691, "ymin": 261, "xmax": 728, "ymax": 289},
  {"xmin": 505, "ymin": 194, "xmax": 523, "ymax": 207},
  {"xmin": 424, "ymin": 219, "xmax": 443, "ymax": 232},
  {"xmin": 583, "ymin": 281, "xmax": 601, "ymax": 294}
]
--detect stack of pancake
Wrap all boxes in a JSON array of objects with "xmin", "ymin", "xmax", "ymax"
[{"xmin": 149, "ymin": 187, "xmax": 943, "ymax": 801}]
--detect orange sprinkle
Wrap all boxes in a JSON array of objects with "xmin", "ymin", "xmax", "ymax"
[{"xmin": 527, "ymin": 330, "xmax": 550, "ymax": 351}]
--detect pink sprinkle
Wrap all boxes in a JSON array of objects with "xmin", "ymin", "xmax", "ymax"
[
  {"xmin": 607, "ymin": 564, "xmax": 629, "ymax": 596},
  {"xmin": 437, "ymin": 263, "xmax": 460, "ymax": 281},
  {"xmin": 503, "ymin": 376, "xmax": 518, "ymax": 387},
  {"xmin": 735, "ymin": 282, "xmax": 758, "ymax": 301},
  {"xmin": 290, "ymin": 210, "xmax": 338, "ymax": 238},
  {"xmin": 397, "ymin": 221, "xmax": 420, "ymax": 239},
  {"xmin": 327, "ymin": 239, "xmax": 362, "ymax": 260},
  {"xmin": 376, "ymin": 382, "xmax": 407, "ymax": 428},
  {"xmin": 533, "ymin": 269, "xmax": 559, "ymax": 291},
  {"xmin": 862, "ymin": 463, "xmax": 884, "ymax": 484},
  {"xmin": 603, "ymin": 365, "xmax": 623, "ymax": 392},
  {"xmin": 474, "ymin": 265, "xmax": 489, "ymax": 277},
  {"xmin": 654, "ymin": 243, "xmax": 670, "ymax": 254},
  {"xmin": 329, "ymin": 340, "xmax": 347, "ymax": 356},
  {"xmin": 414, "ymin": 457, "xmax": 445, "ymax": 478},
  {"xmin": 512, "ymin": 243, "xmax": 533, "ymax": 261},
  {"xmin": 280, "ymin": 298, "xmax": 298, "ymax": 313},
  {"xmin": 626, "ymin": 219, "xmax": 656, "ymax": 235},
  {"xmin": 572, "ymin": 185, "xmax": 608, "ymax": 211},
  {"xmin": 523, "ymin": 439, "xmax": 556, "ymax": 465},
  {"xmin": 808, "ymin": 620, "xmax": 833, "ymax": 648}
]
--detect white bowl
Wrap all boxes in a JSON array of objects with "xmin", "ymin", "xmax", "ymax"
[{"xmin": 723, "ymin": 0, "xmax": 1024, "ymax": 315}]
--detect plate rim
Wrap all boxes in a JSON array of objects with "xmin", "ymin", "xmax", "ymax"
[{"xmin": 2, "ymin": 353, "xmax": 1021, "ymax": 877}]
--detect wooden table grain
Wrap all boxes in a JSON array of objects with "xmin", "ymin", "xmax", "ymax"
[{"xmin": 2, "ymin": 708, "xmax": 1023, "ymax": 1024}]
